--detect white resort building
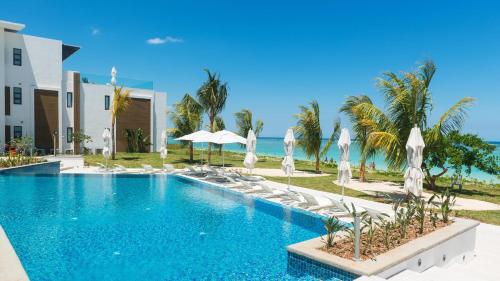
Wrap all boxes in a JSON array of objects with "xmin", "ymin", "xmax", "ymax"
[{"xmin": 0, "ymin": 19, "xmax": 167, "ymax": 155}]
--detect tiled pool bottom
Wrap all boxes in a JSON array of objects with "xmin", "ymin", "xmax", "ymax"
[
  {"xmin": 288, "ymin": 252, "xmax": 359, "ymax": 281},
  {"xmin": 0, "ymin": 174, "xmax": 354, "ymax": 280}
]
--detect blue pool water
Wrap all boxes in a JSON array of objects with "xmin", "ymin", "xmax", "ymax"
[{"xmin": 0, "ymin": 174, "xmax": 336, "ymax": 281}]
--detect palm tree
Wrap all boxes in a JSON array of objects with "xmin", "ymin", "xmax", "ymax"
[
  {"xmin": 170, "ymin": 94, "xmax": 203, "ymax": 162},
  {"xmin": 197, "ymin": 69, "xmax": 228, "ymax": 163},
  {"xmin": 111, "ymin": 86, "xmax": 131, "ymax": 160},
  {"xmin": 235, "ymin": 109, "xmax": 264, "ymax": 138},
  {"xmin": 294, "ymin": 100, "xmax": 341, "ymax": 173},
  {"xmin": 213, "ymin": 115, "xmax": 225, "ymax": 155},
  {"xmin": 340, "ymin": 95, "xmax": 377, "ymax": 182},
  {"xmin": 351, "ymin": 61, "xmax": 474, "ymax": 188}
]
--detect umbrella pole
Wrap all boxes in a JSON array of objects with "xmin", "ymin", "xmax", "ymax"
[
  {"xmin": 222, "ymin": 149, "xmax": 224, "ymax": 168},
  {"xmin": 288, "ymin": 175, "xmax": 291, "ymax": 189}
]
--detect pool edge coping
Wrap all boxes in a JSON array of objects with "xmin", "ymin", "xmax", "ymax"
[{"xmin": 0, "ymin": 225, "xmax": 30, "ymax": 281}]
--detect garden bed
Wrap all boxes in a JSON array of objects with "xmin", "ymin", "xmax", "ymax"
[{"xmin": 321, "ymin": 218, "xmax": 451, "ymax": 261}]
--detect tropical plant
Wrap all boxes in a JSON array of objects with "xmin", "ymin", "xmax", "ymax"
[
  {"xmin": 413, "ymin": 195, "xmax": 427, "ymax": 234},
  {"xmin": 361, "ymin": 214, "xmax": 381, "ymax": 255},
  {"xmin": 426, "ymin": 131, "xmax": 499, "ymax": 184},
  {"xmin": 9, "ymin": 137, "xmax": 33, "ymax": 155},
  {"xmin": 170, "ymin": 94, "xmax": 203, "ymax": 162},
  {"xmin": 197, "ymin": 69, "xmax": 228, "ymax": 163},
  {"xmin": 340, "ymin": 95, "xmax": 377, "ymax": 182},
  {"xmin": 429, "ymin": 188, "xmax": 456, "ymax": 223},
  {"xmin": 294, "ymin": 100, "xmax": 341, "ymax": 173},
  {"xmin": 380, "ymin": 219, "xmax": 393, "ymax": 249},
  {"xmin": 235, "ymin": 109, "xmax": 264, "ymax": 139},
  {"xmin": 123, "ymin": 128, "xmax": 150, "ymax": 153},
  {"xmin": 322, "ymin": 216, "xmax": 345, "ymax": 249},
  {"xmin": 72, "ymin": 130, "xmax": 92, "ymax": 154},
  {"xmin": 111, "ymin": 85, "xmax": 131, "ymax": 160},
  {"xmin": 351, "ymin": 61, "xmax": 475, "ymax": 189}
]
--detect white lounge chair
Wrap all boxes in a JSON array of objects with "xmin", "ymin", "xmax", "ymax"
[
  {"xmin": 96, "ymin": 163, "xmax": 107, "ymax": 172},
  {"xmin": 113, "ymin": 164, "xmax": 127, "ymax": 173},
  {"xmin": 297, "ymin": 192, "xmax": 336, "ymax": 211},
  {"xmin": 163, "ymin": 164, "xmax": 178, "ymax": 174},
  {"xmin": 141, "ymin": 164, "xmax": 155, "ymax": 173},
  {"xmin": 184, "ymin": 165, "xmax": 210, "ymax": 177}
]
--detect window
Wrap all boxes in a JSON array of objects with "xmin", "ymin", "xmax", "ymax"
[
  {"xmin": 67, "ymin": 127, "xmax": 73, "ymax": 143},
  {"xmin": 67, "ymin": 92, "xmax": 73, "ymax": 108},
  {"xmin": 104, "ymin": 95, "xmax": 110, "ymax": 110},
  {"xmin": 13, "ymin": 87, "xmax": 22, "ymax": 105},
  {"xmin": 13, "ymin": 126, "xmax": 22, "ymax": 138},
  {"xmin": 13, "ymin": 48, "xmax": 22, "ymax": 66}
]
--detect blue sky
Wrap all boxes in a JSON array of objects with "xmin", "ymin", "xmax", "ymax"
[{"xmin": 2, "ymin": 0, "xmax": 500, "ymax": 139}]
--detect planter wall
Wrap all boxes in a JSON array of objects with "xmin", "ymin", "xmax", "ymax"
[
  {"xmin": 287, "ymin": 218, "xmax": 479, "ymax": 280},
  {"xmin": 0, "ymin": 161, "xmax": 60, "ymax": 175}
]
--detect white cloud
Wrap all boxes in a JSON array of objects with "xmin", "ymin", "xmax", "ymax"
[
  {"xmin": 91, "ymin": 27, "xmax": 100, "ymax": 36},
  {"xmin": 146, "ymin": 36, "xmax": 183, "ymax": 45}
]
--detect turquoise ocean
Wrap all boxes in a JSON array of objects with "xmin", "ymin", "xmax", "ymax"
[{"xmin": 170, "ymin": 137, "xmax": 500, "ymax": 183}]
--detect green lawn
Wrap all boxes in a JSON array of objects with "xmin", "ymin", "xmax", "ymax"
[{"xmin": 84, "ymin": 145, "xmax": 500, "ymax": 225}]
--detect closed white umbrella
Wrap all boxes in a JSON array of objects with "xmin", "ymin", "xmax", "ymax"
[
  {"xmin": 175, "ymin": 130, "xmax": 214, "ymax": 166},
  {"xmin": 404, "ymin": 126, "xmax": 425, "ymax": 197},
  {"xmin": 337, "ymin": 128, "xmax": 352, "ymax": 201},
  {"xmin": 281, "ymin": 128, "xmax": 295, "ymax": 189},
  {"xmin": 160, "ymin": 129, "xmax": 168, "ymax": 166},
  {"xmin": 243, "ymin": 129, "xmax": 258, "ymax": 174},
  {"xmin": 210, "ymin": 130, "xmax": 246, "ymax": 167},
  {"xmin": 102, "ymin": 128, "xmax": 112, "ymax": 170}
]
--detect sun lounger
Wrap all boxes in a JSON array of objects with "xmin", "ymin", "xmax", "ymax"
[
  {"xmin": 297, "ymin": 192, "xmax": 336, "ymax": 211},
  {"xmin": 96, "ymin": 163, "xmax": 107, "ymax": 172},
  {"xmin": 113, "ymin": 164, "xmax": 127, "ymax": 173},
  {"xmin": 184, "ymin": 165, "xmax": 210, "ymax": 177},
  {"xmin": 141, "ymin": 164, "xmax": 155, "ymax": 173},
  {"xmin": 163, "ymin": 164, "xmax": 178, "ymax": 174}
]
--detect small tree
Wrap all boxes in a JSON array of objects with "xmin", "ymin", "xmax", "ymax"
[
  {"xmin": 425, "ymin": 131, "xmax": 499, "ymax": 188},
  {"xmin": 111, "ymin": 86, "xmax": 131, "ymax": 160},
  {"xmin": 72, "ymin": 130, "xmax": 92, "ymax": 154}
]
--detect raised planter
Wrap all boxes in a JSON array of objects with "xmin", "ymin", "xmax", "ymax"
[
  {"xmin": 287, "ymin": 218, "xmax": 479, "ymax": 280},
  {"xmin": 0, "ymin": 161, "xmax": 60, "ymax": 175}
]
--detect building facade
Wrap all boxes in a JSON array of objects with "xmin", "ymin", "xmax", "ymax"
[{"xmin": 0, "ymin": 20, "xmax": 167, "ymax": 154}]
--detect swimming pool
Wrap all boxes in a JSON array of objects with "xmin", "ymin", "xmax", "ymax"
[{"xmin": 0, "ymin": 174, "xmax": 341, "ymax": 280}]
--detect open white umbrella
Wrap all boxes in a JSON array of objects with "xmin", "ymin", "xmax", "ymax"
[
  {"xmin": 243, "ymin": 129, "xmax": 258, "ymax": 174},
  {"xmin": 210, "ymin": 130, "xmax": 246, "ymax": 167},
  {"xmin": 102, "ymin": 128, "xmax": 112, "ymax": 170},
  {"xmin": 404, "ymin": 126, "xmax": 425, "ymax": 197},
  {"xmin": 337, "ymin": 128, "xmax": 352, "ymax": 201},
  {"xmin": 175, "ymin": 130, "xmax": 214, "ymax": 166},
  {"xmin": 160, "ymin": 129, "xmax": 168, "ymax": 166},
  {"xmin": 282, "ymin": 128, "xmax": 295, "ymax": 189}
]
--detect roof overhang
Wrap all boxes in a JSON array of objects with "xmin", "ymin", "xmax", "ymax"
[
  {"xmin": 0, "ymin": 20, "xmax": 25, "ymax": 32},
  {"xmin": 62, "ymin": 44, "xmax": 80, "ymax": 61}
]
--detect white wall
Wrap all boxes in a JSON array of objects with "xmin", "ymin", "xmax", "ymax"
[
  {"xmin": 80, "ymin": 82, "xmax": 167, "ymax": 153},
  {"xmin": 2, "ymin": 31, "xmax": 62, "ymax": 150},
  {"xmin": 61, "ymin": 71, "xmax": 76, "ymax": 153},
  {"xmin": 0, "ymin": 29, "xmax": 5, "ymax": 150}
]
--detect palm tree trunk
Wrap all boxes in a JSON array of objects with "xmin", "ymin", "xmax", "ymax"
[
  {"xmin": 359, "ymin": 160, "xmax": 366, "ymax": 182},
  {"xmin": 111, "ymin": 118, "xmax": 116, "ymax": 160},
  {"xmin": 207, "ymin": 115, "xmax": 214, "ymax": 163},
  {"xmin": 189, "ymin": 142, "xmax": 194, "ymax": 163},
  {"xmin": 315, "ymin": 152, "xmax": 320, "ymax": 173}
]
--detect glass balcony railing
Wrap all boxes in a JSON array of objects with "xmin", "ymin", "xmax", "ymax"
[{"xmin": 80, "ymin": 73, "xmax": 154, "ymax": 90}]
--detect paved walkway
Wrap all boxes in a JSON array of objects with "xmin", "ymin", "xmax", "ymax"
[{"xmin": 341, "ymin": 179, "xmax": 500, "ymax": 211}]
